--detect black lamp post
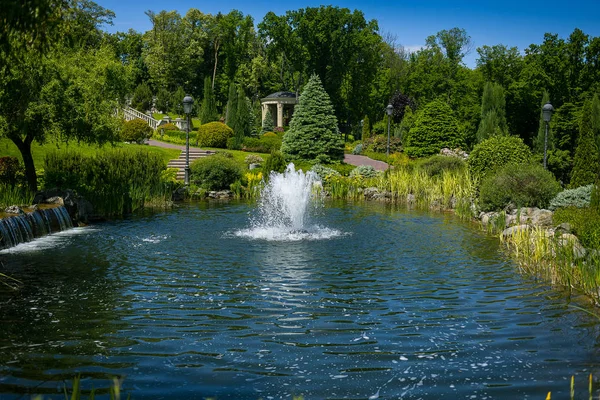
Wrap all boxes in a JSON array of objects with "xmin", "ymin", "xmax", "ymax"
[
  {"xmin": 542, "ymin": 101, "xmax": 554, "ymax": 170},
  {"xmin": 183, "ymin": 95, "xmax": 194, "ymax": 185},
  {"xmin": 386, "ymin": 104, "xmax": 393, "ymax": 158}
]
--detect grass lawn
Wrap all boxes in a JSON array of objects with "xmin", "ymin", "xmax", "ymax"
[{"xmin": 0, "ymin": 138, "xmax": 181, "ymax": 167}]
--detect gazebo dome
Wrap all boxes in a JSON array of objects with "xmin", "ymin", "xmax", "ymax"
[{"xmin": 262, "ymin": 91, "xmax": 297, "ymax": 100}]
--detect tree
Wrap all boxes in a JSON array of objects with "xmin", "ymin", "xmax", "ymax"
[
  {"xmin": 389, "ymin": 91, "xmax": 415, "ymax": 123},
  {"xmin": 155, "ymin": 87, "xmax": 171, "ymax": 113},
  {"xmin": 425, "ymin": 27, "xmax": 472, "ymax": 66},
  {"xmin": 233, "ymin": 87, "xmax": 251, "ymax": 147},
  {"xmin": 261, "ymin": 109, "xmax": 275, "ymax": 134},
  {"xmin": 476, "ymin": 44, "xmax": 523, "ymax": 88},
  {"xmin": 570, "ymin": 100, "xmax": 600, "ymax": 188},
  {"xmin": 225, "ymin": 82, "xmax": 238, "ymax": 126},
  {"xmin": 199, "ymin": 76, "xmax": 218, "ymax": 124},
  {"xmin": 404, "ymin": 99, "xmax": 465, "ymax": 158},
  {"xmin": 131, "ymin": 82, "xmax": 153, "ymax": 111},
  {"xmin": 476, "ymin": 81, "xmax": 508, "ymax": 142},
  {"xmin": 281, "ymin": 74, "xmax": 344, "ymax": 163},
  {"xmin": 361, "ymin": 115, "xmax": 371, "ymax": 141},
  {"xmin": 592, "ymin": 93, "xmax": 600, "ymax": 150}
]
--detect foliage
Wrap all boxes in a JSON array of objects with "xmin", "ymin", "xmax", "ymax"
[
  {"xmin": 225, "ymin": 83, "xmax": 238, "ymax": 127},
  {"xmin": 479, "ymin": 163, "xmax": 561, "ymax": 211},
  {"xmin": 263, "ymin": 132, "xmax": 277, "ymax": 137},
  {"xmin": 361, "ymin": 115, "xmax": 371, "ymax": 141},
  {"xmin": 362, "ymin": 135, "xmax": 402, "ymax": 154},
  {"xmin": 261, "ymin": 109, "xmax": 275, "ymax": 134},
  {"xmin": 121, "ymin": 119, "xmax": 152, "ymax": 144},
  {"xmin": 570, "ymin": 100, "xmax": 600, "ymax": 188},
  {"xmin": 263, "ymin": 151, "xmax": 287, "ymax": 175},
  {"xmin": 404, "ymin": 99, "xmax": 465, "ymax": 158},
  {"xmin": 549, "ymin": 185, "xmax": 594, "ymax": 210},
  {"xmin": 468, "ymin": 135, "xmax": 532, "ymax": 178},
  {"xmin": 350, "ymin": 165, "xmax": 379, "ymax": 179},
  {"xmin": 310, "ymin": 164, "xmax": 341, "ymax": 180},
  {"xmin": 233, "ymin": 88, "xmax": 251, "ymax": 146},
  {"xmin": 190, "ymin": 154, "xmax": 244, "ymax": 190},
  {"xmin": 396, "ymin": 106, "xmax": 415, "ymax": 142},
  {"xmin": 352, "ymin": 144, "xmax": 363, "ymax": 155},
  {"xmin": 0, "ymin": 156, "xmax": 25, "ymax": 187},
  {"xmin": 131, "ymin": 82, "xmax": 153, "ymax": 111},
  {"xmin": 477, "ymin": 81, "xmax": 508, "ymax": 142},
  {"xmin": 200, "ymin": 76, "xmax": 218, "ymax": 124},
  {"xmin": 155, "ymin": 87, "xmax": 171, "ymax": 113},
  {"xmin": 553, "ymin": 207, "xmax": 600, "ymax": 249},
  {"xmin": 281, "ymin": 74, "xmax": 344, "ymax": 163},
  {"xmin": 244, "ymin": 154, "xmax": 264, "ymax": 165},
  {"xmin": 418, "ymin": 155, "xmax": 466, "ymax": 178},
  {"xmin": 389, "ymin": 91, "xmax": 416, "ymax": 123},
  {"xmin": 43, "ymin": 149, "xmax": 170, "ymax": 216},
  {"xmin": 242, "ymin": 136, "xmax": 282, "ymax": 153},
  {"xmin": 158, "ymin": 123, "xmax": 179, "ymax": 132},
  {"xmin": 197, "ymin": 122, "xmax": 234, "ymax": 149}
]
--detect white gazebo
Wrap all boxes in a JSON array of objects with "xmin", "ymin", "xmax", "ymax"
[{"xmin": 261, "ymin": 91, "xmax": 298, "ymax": 128}]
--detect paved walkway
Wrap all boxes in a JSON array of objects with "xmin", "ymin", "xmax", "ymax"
[{"xmin": 148, "ymin": 139, "xmax": 388, "ymax": 170}]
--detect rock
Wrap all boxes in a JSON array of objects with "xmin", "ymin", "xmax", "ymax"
[
  {"xmin": 480, "ymin": 212, "xmax": 499, "ymax": 226},
  {"xmin": 501, "ymin": 224, "xmax": 530, "ymax": 239},
  {"xmin": 531, "ymin": 209, "xmax": 553, "ymax": 227},
  {"xmin": 172, "ymin": 187, "xmax": 187, "ymax": 202},
  {"xmin": 32, "ymin": 188, "xmax": 95, "ymax": 224},
  {"xmin": 363, "ymin": 187, "xmax": 380, "ymax": 200},
  {"xmin": 555, "ymin": 222, "xmax": 572, "ymax": 234},
  {"xmin": 45, "ymin": 196, "xmax": 64, "ymax": 205},
  {"xmin": 249, "ymin": 163, "xmax": 260, "ymax": 170},
  {"xmin": 4, "ymin": 205, "xmax": 24, "ymax": 214},
  {"xmin": 557, "ymin": 233, "xmax": 587, "ymax": 260},
  {"xmin": 406, "ymin": 194, "xmax": 416, "ymax": 205},
  {"xmin": 208, "ymin": 190, "xmax": 232, "ymax": 199}
]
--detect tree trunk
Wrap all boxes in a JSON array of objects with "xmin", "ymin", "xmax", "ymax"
[{"xmin": 12, "ymin": 136, "xmax": 37, "ymax": 192}]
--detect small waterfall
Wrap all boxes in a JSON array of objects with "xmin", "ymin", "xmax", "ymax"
[
  {"xmin": 0, "ymin": 206, "xmax": 74, "ymax": 250},
  {"xmin": 235, "ymin": 163, "xmax": 344, "ymax": 241}
]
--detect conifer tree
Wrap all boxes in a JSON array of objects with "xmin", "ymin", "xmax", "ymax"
[
  {"xmin": 200, "ymin": 76, "xmax": 218, "ymax": 124},
  {"xmin": 591, "ymin": 93, "xmax": 600, "ymax": 150},
  {"xmin": 534, "ymin": 90, "xmax": 551, "ymax": 154},
  {"xmin": 476, "ymin": 81, "xmax": 507, "ymax": 142},
  {"xmin": 225, "ymin": 82, "xmax": 237, "ymax": 127},
  {"xmin": 281, "ymin": 74, "xmax": 344, "ymax": 163},
  {"xmin": 261, "ymin": 109, "xmax": 275, "ymax": 134},
  {"xmin": 361, "ymin": 115, "xmax": 370, "ymax": 141},
  {"xmin": 570, "ymin": 100, "xmax": 600, "ymax": 188},
  {"xmin": 233, "ymin": 87, "xmax": 250, "ymax": 147}
]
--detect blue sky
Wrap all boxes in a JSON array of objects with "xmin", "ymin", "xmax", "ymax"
[{"xmin": 98, "ymin": 0, "xmax": 600, "ymax": 69}]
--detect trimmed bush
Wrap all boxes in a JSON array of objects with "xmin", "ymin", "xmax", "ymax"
[
  {"xmin": 404, "ymin": 99, "xmax": 465, "ymax": 158},
  {"xmin": 121, "ymin": 119, "xmax": 152, "ymax": 144},
  {"xmin": 468, "ymin": 135, "xmax": 532, "ymax": 179},
  {"xmin": 350, "ymin": 165, "xmax": 379, "ymax": 179},
  {"xmin": 549, "ymin": 185, "xmax": 593, "ymax": 210},
  {"xmin": 479, "ymin": 163, "xmax": 561, "ymax": 211},
  {"xmin": 190, "ymin": 154, "xmax": 243, "ymax": 190},
  {"xmin": 197, "ymin": 122, "xmax": 234, "ymax": 149},
  {"xmin": 242, "ymin": 136, "xmax": 282, "ymax": 153},
  {"xmin": 262, "ymin": 132, "xmax": 277, "ymax": 138},
  {"xmin": 418, "ymin": 155, "xmax": 466, "ymax": 177},
  {"xmin": 159, "ymin": 123, "xmax": 179, "ymax": 132}
]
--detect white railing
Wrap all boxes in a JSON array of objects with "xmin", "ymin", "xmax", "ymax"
[{"xmin": 122, "ymin": 106, "xmax": 158, "ymax": 130}]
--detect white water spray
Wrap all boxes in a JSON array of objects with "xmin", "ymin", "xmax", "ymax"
[{"xmin": 235, "ymin": 164, "xmax": 344, "ymax": 241}]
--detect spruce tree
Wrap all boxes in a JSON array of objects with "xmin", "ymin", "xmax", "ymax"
[
  {"xmin": 261, "ymin": 109, "xmax": 275, "ymax": 134},
  {"xmin": 570, "ymin": 100, "xmax": 600, "ymax": 188},
  {"xmin": 281, "ymin": 74, "xmax": 344, "ymax": 163},
  {"xmin": 225, "ymin": 82, "xmax": 237, "ymax": 127},
  {"xmin": 534, "ymin": 90, "xmax": 551, "ymax": 154},
  {"xmin": 476, "ymin": 81, "xmax": 507, "ymax": 142},
  {"xmin": 200, "ymin": 76, "xmax": 218, "ymax": 124}
]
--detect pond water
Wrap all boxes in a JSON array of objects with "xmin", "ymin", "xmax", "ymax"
[{"xmin": 0, "ymin": 201, "xmax": 599, "ymax": 399}]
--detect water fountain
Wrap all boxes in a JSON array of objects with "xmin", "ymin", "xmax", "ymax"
[{"xmin": 235, "ymin": 163, "xmax": 343, "ymax": 241}]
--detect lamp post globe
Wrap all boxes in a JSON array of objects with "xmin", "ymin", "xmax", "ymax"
[
  {"xmin": 542, "ymin": 101, "xmax": 553, "ymax": 169},
  {"xmin": 385, "ymin": 104, "xmax": 393, "ymax": 158},
  {"xmin": 182, "ymin": 95, "xmax": 194, "ymax": 185}
]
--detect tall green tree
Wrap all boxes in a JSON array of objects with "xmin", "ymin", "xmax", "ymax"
[
  {"xmin": 476, "ymin": 81, "xmax": 508, "ymax": 142},
  {"xmin": 233, "ymin": 87, "xmax": 251, "ymax": 147},
  {"xmin": 225, "ymin": 82, "xmax": 238, "ymax": 126},
  {"xmin": 131, "ymin": 82, "xmax": 152, "ymax": 111},
  {"xmin": 534, "ymin": 90, "xmax": 551, "ymax": 154},
  {"xmin": 261, "ymin": 109, "xmax": 275, "ymax": 134},
  {"xmin": 570, "ymin": 100, "xmax": 600, "ymax": 188},
  {"xmin": 199, "ymin": 76, "xmax": 218, "ymax": 124},
  {"xmin": 281, "ymin": 74, "xmax": 344, "ymax": 163}
]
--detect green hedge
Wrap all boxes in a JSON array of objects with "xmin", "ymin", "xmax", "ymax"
[
  {"xmin": 190, "ymin": 154, "xmax": 243, "ymax": 190},
  {"xmin": 197, "ymin": 122, "xmax": 234, "ymax": 148}
]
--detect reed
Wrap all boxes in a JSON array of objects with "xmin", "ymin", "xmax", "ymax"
[{"xmin": 0, "ymin": 183, "xmax": 34, "ymax": 208}]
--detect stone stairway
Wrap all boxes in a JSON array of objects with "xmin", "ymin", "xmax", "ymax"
[{"xmin": 167, "ymin": 149, "xmax": 216, "ymax": 181}]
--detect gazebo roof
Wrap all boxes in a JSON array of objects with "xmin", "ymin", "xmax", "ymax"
[{"xmin": 262, "ymin": 91, "xmax": 297, "ymax": 100}]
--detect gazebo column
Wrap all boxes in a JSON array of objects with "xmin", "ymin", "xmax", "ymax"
[
  {"xmin": 261, "ymin": 103, "xmax": 268, "ymax": 122},
  {"xmin": 277, "ymin": 103, "xmax": 284, "ymax": 127}
]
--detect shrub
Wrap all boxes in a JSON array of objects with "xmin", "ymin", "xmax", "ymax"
[
  {"xmin": 549, "ymin": 185, "xmax": 593, "ymax": 210},
  {"xmin": 553, "ymin": 207, "xmax": 600, "ymax": 249},
  {"xmin": 352, "ymin": 143, "xmax": 363, "ymax": 155},
  {"xmin": 350, "ymin": 165, "xmax": 379, "ymax": 179},
  {"xmin": 159, "ymin": 123, "xmax": 179, "ymax": 132},
  {"xmin": 311, "ymin": 164, "xmax": 341, "ymax": 180},
  {"xmin": 371, "ymin": 120, "xmax": 386, "ymax": 136},
  {"xmin": 264, "ymin": 151, "xmax": 287, "ymax": 175},
  {"xmin": 197, "ymin": 122, "xmax": 234, "ymax": 149},
  {"xmin": 479, "ymin": 163, "xmax": 561, "ymax": 211},
  {"xmin": 0, "ymin": 156, "xmax": 24, "ymax": 186},
  {"xmin": 121, "ymin": 119, "xmax": 152, "ymax": 144},
  {"xmin": 190, "ymin": 154, "xmax": 243, "ymax": 190},
  {"xmin": 363, "ymin": 135, "xmax": 402, "ymax": 154},
  {"xmin": 404, "ymin": 99, "xmax": 465, "ymax": 158},
  {"xmin": 262, "ymin": 132, "xmax": 277, "ymax": 138},
  {"xmin": 418, "ymin": 155, "xmax": 466, "ymax": 178},
  {"xmin": 242, "ymin": 136, "xmax": 282, "ymax": 153},
  {"xmin": 244, "ymin": 154, "xmax": 264, "ymax": 165},
  {"xmin": 468, "ymin": 135, "xmax": 532, "ymax": 179}
]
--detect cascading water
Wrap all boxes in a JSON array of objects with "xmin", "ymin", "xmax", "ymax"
[
  {"xmin": 235, "ymin": 163, "xmax": 344, "ymax": 241},
  {"xmin": 0, "ymin": 206, "xmax": 73, "ymax": 250}
]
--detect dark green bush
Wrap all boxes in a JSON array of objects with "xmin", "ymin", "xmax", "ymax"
[
  {"xmin": 264, "ymin": 151, "xmax": 287, "ymax": 175},
  {"xmin": 553, "ymin": 207, "xmax": 600, "ymax": 249},
  {"xmin": 197, "ymin": 122, "xmax": 234, "ymax": 149},
  {"xmin": 0, "ymin": 156, "xmax": 25, "ymax": 186},
  {"xmin": 468, "ymin": 135, "xmax": 532, "ymax": 179},
  {"xmin": 190, "ymin": 154, "xmax": 243, "ymax": 190},
  {"xmin": 242, "ymin": 136, "xmax": 282, "ymax": 153},
  {"xmin": 479, "ymin": 163, "xmax": 561, "ymax": 211},
  {"xmin": 121, "ymin": 119, "xmax": 153, "ymax": 144},
  {"xmin": 418, "ymin": 155, "xmax": 466, "ymax": 177}
]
